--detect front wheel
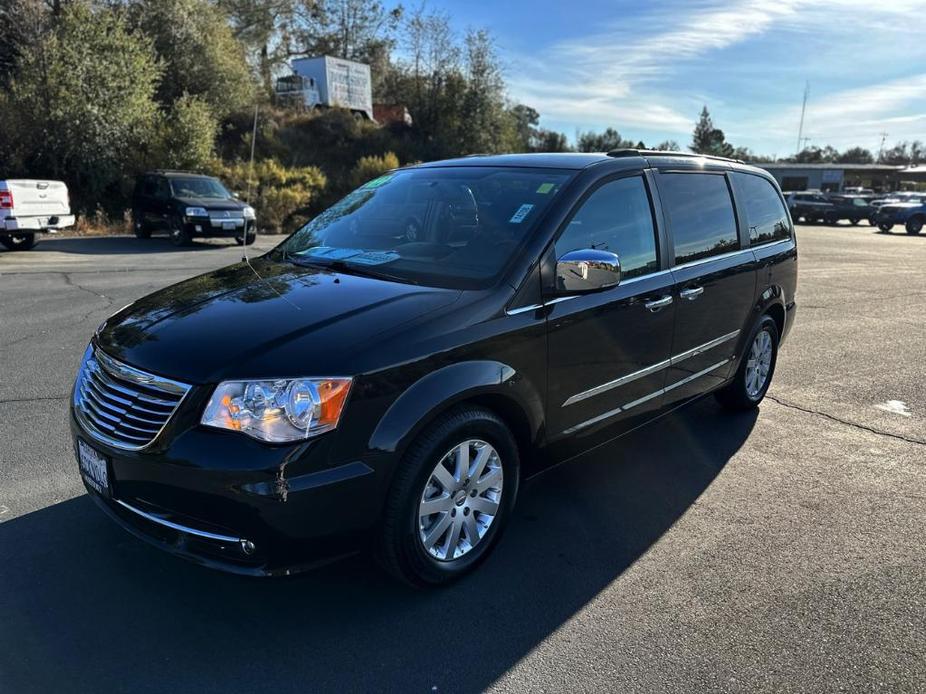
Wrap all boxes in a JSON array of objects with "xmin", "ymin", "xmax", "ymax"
[
  {"xmin": 715, "ymin": 315, "xmax": 779, "ymax": 411},
  {"xmin": 878, "ymin": 222, "xmax": 893, "ymax": 232},
  {"xmin": 378, "ymin": 406, "xmax": 519, "ymax": 587},
  {"xmin": 235, "ymin": 232, "xmax": 256, "ymax": 246},
  {"xmin": 168, "ymin": 217, "xmax": 191, "ymax": 246},
  {"xmin": 0, "ymin": 233, "xmax": 37, "ymax": 251},
  {"xmin": 824, "ymin": 213, "xmax": 838, "ymax": 225},
  {"xmin": 905, "ymin": 217, "xmax": 923, "ymax": 235},
  {"xmin": 850, "ymin": 217, "xmax": 860, "ymax": 226}
]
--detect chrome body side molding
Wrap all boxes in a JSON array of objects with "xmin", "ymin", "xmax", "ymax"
[
  {"xmin": 562, "ymin": 359, "xmax": 730, "ymax": 435},
  {"xmin": 563, "ymin": 329, "xmax": 740, "ymax": 406}
]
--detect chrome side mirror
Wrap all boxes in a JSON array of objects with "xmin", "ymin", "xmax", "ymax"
[{"xmin": 555, "ymin": 249, "xmax": 621, "ymax": 293}]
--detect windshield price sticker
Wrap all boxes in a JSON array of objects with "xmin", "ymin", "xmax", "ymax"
[
  {"xmin": 350, "ymin": 251, "xmax": 400, "ymax": 265},
  {"xmin": 302, "ymin": 246, "xmax": 362, "ymax": 260},
  {"xmin": 509, "ymin": 203, "xmax": 534, "ymax": 224}
]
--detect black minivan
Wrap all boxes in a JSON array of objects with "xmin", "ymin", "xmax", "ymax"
[{"xmin": 72, "ymin": 151, "xmax": 797, "ymax": 586}]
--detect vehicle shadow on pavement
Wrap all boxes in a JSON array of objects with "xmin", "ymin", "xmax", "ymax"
[
  {"xmin": 30, "ymin": 236, "xmax": 250, "ymax": 255},
  {"xmin": 0, "ymin": 397, "xmax": 757, "ymax": 694}
]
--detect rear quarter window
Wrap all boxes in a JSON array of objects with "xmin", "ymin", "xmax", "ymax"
[
  {"xmin": 733, "ymin": 173, "xmax": 791, "ymax": 245},
  {"xmin": 658, "ymin": 172, "xmax": 739, "ymax": 264}
]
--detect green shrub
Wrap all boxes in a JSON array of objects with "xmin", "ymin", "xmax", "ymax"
[
  {"xmin": 208, "ymin": 159, "xmax": 327, "ymax": 233},
  {"xmin": 350, "ymin": 152, "xmax": 400, "ymax": 188},
  {"xmin": 156, "ymin": 94, "xmax": 218, "ymax": 170}
]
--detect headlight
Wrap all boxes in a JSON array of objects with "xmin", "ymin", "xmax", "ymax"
[
  {"xmin": 201, "ymin": 377, "xmax": 352, "ymax": 443},
  {"xmin": 242, "ymin": 205, "xmax": 256, "ymax": 220},
  {"xmin": 185, "ymin": 207, "xmax": 208, "ymax": 217}
]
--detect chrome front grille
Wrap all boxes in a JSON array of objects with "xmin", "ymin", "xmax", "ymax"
[{"xmin": 73, "ymin": 347, "xmax": 191, "ymax": 450}]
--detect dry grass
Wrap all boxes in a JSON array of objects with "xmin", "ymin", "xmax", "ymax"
[{"xmin": 64, "ymin": 208, "xmax": 132, "ymax": 237}]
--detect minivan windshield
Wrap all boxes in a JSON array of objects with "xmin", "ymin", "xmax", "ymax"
[
  {"xmin": 275, "ymin": 166, "xmax": 573, "ymax": 289},
  {"xmin": 169, "ymin": 177, "xmax": 231, "ymax": 199}
]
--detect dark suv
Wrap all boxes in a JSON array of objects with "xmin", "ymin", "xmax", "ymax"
[
  {"xmin": 72, "ymin": 151, "xmax": 797, "ymax": 586},
  {"xmin": 133, "ymin": 171, "xmax": 256, "ymax": 246}
]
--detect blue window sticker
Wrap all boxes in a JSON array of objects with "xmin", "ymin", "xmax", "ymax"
[
  {"xmin": 362, "ymin": 174, "xmax": 394, "ymax": 190},
  {"xmin": 509, "ymin": 203, "xmax": 534, "ymax": 224}
]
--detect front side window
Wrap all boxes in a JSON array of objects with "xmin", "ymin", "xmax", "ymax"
[
  {"xmin": 554, "ymin": 176, "xmax": 658, "ymax": 279},
  {"xmin": 659, "ymin": 172, "xmax": 739, "ymax": 264},
  {"xmin": 277, "ymin": 167, "xmax": 573, "ymax": 289},
  {"xmin": 733, "ymin": 172, "xmax": 791, "ymax": 245}
]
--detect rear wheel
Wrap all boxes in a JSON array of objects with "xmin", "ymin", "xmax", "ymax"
[
  {"xmin": 133, "ymin": 210, "xmax": 151, "ymax": 239},
  {"xmin": 850, "ymin": 217, "xmax": 860, "ymax": 225},
  {"xmin": 905, "ymin": 216, "xmax": 923, "ymax": 235},
  {"xmin": 824, "ymin": 213, "xmax": 839, "ymax": 225},
  {"xmin": 715, "ymin": 315, "xmax": 779, "ymax": 411},
  {"xmin": 378, "ymin": 406, "xmax": 519, "ymax": 587},
  {"xmin": 0, "ymin": 233, "xmax": 37, "ymax": 251}
]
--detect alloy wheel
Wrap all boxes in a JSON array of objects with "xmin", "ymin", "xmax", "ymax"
[
  {"xmin": 745, "ymin": 329, "xmax": 773, "ymax": 398},
  {"xmin": 418, "ymin": 439, "xmax": 503, "ymax": 562}
]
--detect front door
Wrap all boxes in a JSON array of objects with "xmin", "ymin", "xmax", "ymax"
[
  {"xmin": 653, "ymin": 170, "xmax": 757, "ymax": 405},
  {"xmin": 545, "ymin": 174, "xmax": 676, "ymax": 457}
]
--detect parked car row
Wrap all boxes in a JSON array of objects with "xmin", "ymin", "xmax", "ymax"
[
  {"xmin": 785, "ymin": 190, "xmax": 925, "ymax": 234},
  {"xmin": 0, "ymin": 170, "xmax": 257, "ymax": 251}
]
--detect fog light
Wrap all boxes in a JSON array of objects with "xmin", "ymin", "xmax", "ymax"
[
  {"xmin": 195, "ymin": 224, "xmax": 202, "ymax": 232},
  {"xmin": 240, "ymin": 539, "xmax": 256, "ymax": 555}
]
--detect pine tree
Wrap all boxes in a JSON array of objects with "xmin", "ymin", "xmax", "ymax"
[{"xmin": 691, "ymin": 106, "xmax": 715, "ymax": 153}]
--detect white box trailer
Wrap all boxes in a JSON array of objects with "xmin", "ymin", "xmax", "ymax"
[
  {"xmin": 286, "ymin": 56, "xmax": 373, "ymax": 120},
  {"xmin": 0, "ymin": 179, "xmax": 75, "ymax": 250}
]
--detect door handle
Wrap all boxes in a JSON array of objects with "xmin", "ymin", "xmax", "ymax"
[
  {"xmin": 644, "ymin": 295, "xmax": 673, "ymax": 312},
  {"xmin": 680, "ymin": 286, "xmax": 704, "ymax": 301}
]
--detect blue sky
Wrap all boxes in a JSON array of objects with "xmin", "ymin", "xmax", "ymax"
[{"xmin": 426, "ymin": 0, "xmax": 926, "ymax": 156}]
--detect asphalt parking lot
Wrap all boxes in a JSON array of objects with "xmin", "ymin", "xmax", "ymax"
[{"xmin": 1, "ymin": 225, "xmax": 924, "ymax": 693}]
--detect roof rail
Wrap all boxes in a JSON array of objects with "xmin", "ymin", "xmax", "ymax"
[{"xmin": 606, "ymin": 149, "xmax": 744, "ymax": 165}]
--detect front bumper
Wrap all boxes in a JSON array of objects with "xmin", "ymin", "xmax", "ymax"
[
  {"xmin": 2, "ymin": 214, "xmax": 75, "ymax": 232},
  {"xmin": 184, "ymin": 217, "xmax": 254, "ymax": 237},
  {"xmin": 70, "ymin": 406, "xmax": 383, "ymax": 576}
]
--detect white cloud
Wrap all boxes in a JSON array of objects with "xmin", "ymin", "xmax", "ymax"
[{"xmin": 505, "ymin": 0, "xmax": 926, "ymax": 151}]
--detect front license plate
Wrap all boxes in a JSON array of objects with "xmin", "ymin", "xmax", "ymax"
[
  {"xmin": 78, "ymin": 439, "xmax": 109, "ymax": 496},
  {"xmin": 222, "ymin": 221, "xmax": 236, "ymax": 230}
]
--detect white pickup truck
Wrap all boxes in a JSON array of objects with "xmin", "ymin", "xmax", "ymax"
[{"xmin": 0, "ymin": 179, "xmax": 75, "ymax": 250}]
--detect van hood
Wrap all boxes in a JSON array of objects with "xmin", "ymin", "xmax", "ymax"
[
  {"xmin": 95, "ymin": 257, "xmax": 461, "ymax": 384},
  {"xmin": 175, "ymin": 197, "xmax": 247, "ymax": 211}
]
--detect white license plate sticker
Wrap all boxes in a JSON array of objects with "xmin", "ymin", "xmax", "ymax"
[
  {"xmin": 78, "ymin": 440, "xmax": 109, "ymax": 495},
  {"xmin": 222, "ymin": 221, "xmax": 236, "ymax": 230}
]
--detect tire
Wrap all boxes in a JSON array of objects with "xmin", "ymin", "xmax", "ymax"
[
  {"xmin": 133, "ymin": 211, "xmax": 151, "ymax": 239},
  {"xmin": 0, "ymin": 233, "xmax": 37, "ymax": 251},
  {"xmin": 850, "ymin": 217, "xmax": 860, "ymax": 226},
  {"xmin": 168, "ymin": 216, "xmax": 191, "ymax": 246},
  {"xmin": 905, "ymin": 216, "xmax": 923, "ymax": 235},
  {"xmin": 878, "ymin": 222, "xmax": 893, "ymax": 232},
  {"xmin": 378, "ymin": 405, "xmax": 520, "ymax": 588},
  {"xmin": 235, "ymin": 232, "xmax": 256, "ymax": 246},
  {"xmin": 715, "ymin": 315, "xmax": 779, "ymax": 412},
  {"xmin": 824, "ymin": 213, "xmax": 838, "ymax": 225},
  {"xmin": 868, "ymin": 216, "xmax": 877, "ymax": 226}
]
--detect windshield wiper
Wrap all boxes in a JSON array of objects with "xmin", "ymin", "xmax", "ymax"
[{"xmin": 285, "ymin": 254, "xmax": 419, "ymax": 285}]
